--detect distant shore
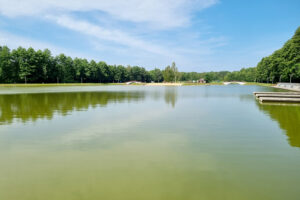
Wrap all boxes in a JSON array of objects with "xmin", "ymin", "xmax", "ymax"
[{"xmin": 0, "ymin": 82, "xmax": 275, "ymax": 87}]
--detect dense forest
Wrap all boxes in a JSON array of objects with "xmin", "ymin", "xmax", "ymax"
[
  {"xmin": 194, "ymin": 25, "xmax": 299, "ymax": 83},
  {"xmin": 0, "ymin": 27, "xmax": 299, "ymax": 83},
  {"xmin": 0, "ymin": 46, "xmax": 159, "ymax": 83},
  {"xmin": 0, "ymin": 45, "xmax": 231, "ymax": 83},
  {"xmin": 222, "ymin": 26, "xmax": 300, "ymax": 83},
  {"xmin": 255, "ymin": 26, "xmax": 300, "ymax": 83}
]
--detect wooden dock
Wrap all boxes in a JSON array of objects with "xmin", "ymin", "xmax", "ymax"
[
  {"xmin": 256, "ymin": 94, "xmax": 300, "ymax": 98},
  {"xmin": 254, "ymin": 92, "xmax": 300, "ymax": 103},
  {"xmin": 253, "ymin": 92, "xmax": 300, "ymax": 95}
]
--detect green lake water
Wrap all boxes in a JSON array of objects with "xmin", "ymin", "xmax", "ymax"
[{"xmin": 0, "ymin": 85, "xmax": 299, "ymax": 200}]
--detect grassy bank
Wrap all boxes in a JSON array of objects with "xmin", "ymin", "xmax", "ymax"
[
  {"xmin": 0, "ymin": 83, "xmax": 126, "ymax": 87},
  {"xmin": 244, "ymin": 82, "xmax": 275, "ymax": 87},
  {"xmin": 0, "ymin": 82, "xmax": 276, "ymax": 87}
]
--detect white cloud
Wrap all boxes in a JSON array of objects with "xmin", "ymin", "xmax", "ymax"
[
  {"xmin": 48, "ymin": 15, "xmax": 173, "ymax": 56},
  {"xmin": 0, "ymin": 0, "xmax": 226, "ymax": 71},
  {"xmin": 0, "ymin": 0, "xmax": 218, "ymax": 29},
  {"xmin": 0, "ymin": 31, "xmax": 92, "ymax": 59}
]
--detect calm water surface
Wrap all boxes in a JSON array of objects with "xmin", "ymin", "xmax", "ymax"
[{"xmin": 0, "ymin": 85, "xmax": 299, "ymax": 200}]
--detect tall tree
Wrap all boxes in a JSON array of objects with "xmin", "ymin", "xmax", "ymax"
[
  {"xmin": 18, "ymin": 47, "xmax": 36, "ymax": 84},
  {"xmin": 163, "ymin": 65, "xmax": 174, "ymax": 82},
  {"xmin": 256, "ymin": 26, "xmax": 300, "ymax": 83},
  {"xmin": 171, "ymin": 62, "xmax": 178, "ymax": 82},
  {"xmin": 0, "ymin": 46, "xmax": 12, "ymax": 83},
  {"xmin": 149, "ymin": 68, "xmax": 163, "ymax": 82}
]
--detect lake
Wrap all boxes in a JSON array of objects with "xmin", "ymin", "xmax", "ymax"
[{"xmin": 0, "ymin": 85, "xmax": 299, "ymax": 200}]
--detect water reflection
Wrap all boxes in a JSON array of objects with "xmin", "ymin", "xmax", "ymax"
[
  {"xmin": 164, "ymin": 87, "xmax": 178, "ymax": 108},
  {"xmin": 257, "ymin": 102, "xmax": 300, "ymax": 148},
  {"xmin": 0, "ymin": 91, "xmax": 145, "ymax": 125},
  {"xmin": 0, "ymin": 89, "xmax": 179, "ymax": 125}
]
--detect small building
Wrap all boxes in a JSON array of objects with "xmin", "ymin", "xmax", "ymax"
[{"xmin": 197, "ymin": 79, "xmax": 206, "ymax": 83}]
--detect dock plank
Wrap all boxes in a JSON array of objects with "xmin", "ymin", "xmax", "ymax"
[
  {"xmin": 259, "ymin": 97, "xmax": 300, "ymax": 103},
  {"xmin": 256, "ymin": 94, "xmax": 300, "ymax": 98},
  {"xmin": 253, "ymin": 92, "xmax": 300, "ymax": 95}
]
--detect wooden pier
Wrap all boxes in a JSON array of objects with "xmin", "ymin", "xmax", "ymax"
[
  {"xmin": 253, "ymin": 92, "xmax": 300, "ymax": 95},
  {"xmin": 254, "ymin": 92, "xmax": 300, "ymax": 103}
]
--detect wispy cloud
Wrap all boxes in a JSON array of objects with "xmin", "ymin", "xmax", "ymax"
[
  {"xmin": 0, "ymin": 0, "xmax": 226, "ymax": 70},
  {"xmin": 0, "ymin": 31, "xmax": 92, "ymax": 59},
  {"xmin": 0, "ymin": 0, "xmax": 218, "ymax": 29},
  {"xmin": 47, "ymin": 15, "xmax": 173, "ymax": 56}
]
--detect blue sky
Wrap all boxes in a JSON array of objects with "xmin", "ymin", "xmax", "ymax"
[{"xmin": 0, "ymin": 0, "xmax": 299, "ymax": 72}]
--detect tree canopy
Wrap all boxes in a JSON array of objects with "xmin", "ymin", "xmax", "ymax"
[
  {"xmin": 0, "ymin": 47, "xmax": 155, "ymax": 84},
  {"xmin": 0, "ymin": 26, "xmax": 299, "ymax": 83},
  {"xmin": 0, "ymin": 47, "xmax": 228, "ymax": 83},
  {"xmin": 256, "ymin": 26, "xmax": 300, "ymax": 83}
]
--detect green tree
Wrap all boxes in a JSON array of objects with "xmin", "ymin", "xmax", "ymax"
[
  {"xmin": 55, "ymin": 54, "xmax": 75, "ymax": 83},
  {"xmin": 0, "ymin": 46, "xmax": 12, "ymax": 83},
  {"xmin": 74, "ymin": 58, "xmax": 88, "ymax": 83},
  {"xmin": 256, "ymin": 26, "xmax": 300, "ymax": 83},
  {"xmin": 114, "ymin": 65, "xmax": 128, "ymax": 83},
  {"xmin": 98, "ymin": 61, "xmax": 109, "ymax": 83},
  {"xmin": 18, "ymin": 47, "xmax": 37, "ymax": 83},
  {"xmin": 163, "ymin": 65, "xmax": 175, "ymax": 82},
  {"xmin": 171, "ymin": 62, "xmax": 178, "ymax": 82},
  {"xmin": 204, "ymin": 73, "xmax": 213, "ymax": 83},
  {"xmin": 149, "ymin": 68, "xmax": 163, "ymax": 82},
  {"xmin": 89, "ymin": 60, "xmax": 98, "ymax": 82}
]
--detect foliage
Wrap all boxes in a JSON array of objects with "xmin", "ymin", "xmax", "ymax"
[
  {"xmin": 149, "ymin": 68, "xmax": 163, "ymax": 82},
  {"xmin": 0, "ymin": 46, "xmax": 157, "ymax": 83},
  {"xmin": 224, "ymin": 67, "xmax": 256, "ymax": 82},
  {"xmin": 1, "ymin": 27, "xmax": 299, "ymax": 83},
  {"xmin": 256, "ymin": 26, "xmax": 300, "ymax": 83},
  {"xmin": 162, "ymin": 65, "xmax": 175, "ymax": 82}
]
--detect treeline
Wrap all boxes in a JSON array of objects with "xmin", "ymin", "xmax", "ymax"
[
  {"xmin": 0, "ymin": 46, "xmax": 161, "ymax": 83},
  {"xmin": 255, "ymin": 26, "xmax": 300, "ymax": 83},
  {"xmin": 223, "ymin": 67, "xmax": 256, "ymax": 82},
  {"xmin": 0, "ymin": 27, "xmax": 299, "ymax": 83},
  {"xmin": 180, "ymin": 69, "xmax": 256, "ymax": 83},
  {"xmin": 0, "ymin": 46, "xmax": 239, "ymax": 83},
  {"xmin": 217, "ymin": 26, "xmax": 300, "ymax": 83}
]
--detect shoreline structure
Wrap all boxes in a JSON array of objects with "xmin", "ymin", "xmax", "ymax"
[{"xmin": 273, "ymin": 83, "xmax": 300, "ymax": 92}]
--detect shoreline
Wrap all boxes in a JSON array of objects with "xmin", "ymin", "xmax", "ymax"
[
  {"xmin": 0, "ymin": 82, "xmax": 275, "ymax": 87},
  {"xmin": 273, "ymin": 83, "xmax": 300, "ymax": 92}
]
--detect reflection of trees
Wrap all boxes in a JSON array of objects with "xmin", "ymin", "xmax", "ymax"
[
  {"xmin": 0, "ymin": 92, "xmax": 145, "ymax": 125},
  {"xmin": 164, "ymin": 87, "xmax": 178, "ymax": 108},
  {"xmin": 257, "ymin": 102, "xmax": 300, "ymax": 148}
]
